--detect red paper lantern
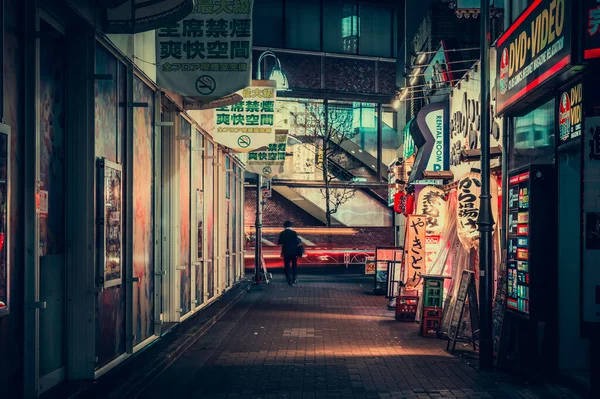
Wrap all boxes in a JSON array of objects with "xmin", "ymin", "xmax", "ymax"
[
  {"xmin": 403, "ymin": 193, "xmax": 415, "ymax": 216},
  {"xmin": 393, "ymin": 192, "xmax": 406, "ymax": 214}
]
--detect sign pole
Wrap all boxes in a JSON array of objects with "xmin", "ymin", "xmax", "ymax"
[
  {"xmin": 254, "ymin": 174, "xmax": 263, "ymax": 283},
  {"xmin": 478, "ymin": 0, "xmax": 494, "ymax": 371}
]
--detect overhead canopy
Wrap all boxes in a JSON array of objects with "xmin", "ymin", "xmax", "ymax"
[{"xmin": 104, "ymin": 0, "xmax": 194, "ymax": 34}]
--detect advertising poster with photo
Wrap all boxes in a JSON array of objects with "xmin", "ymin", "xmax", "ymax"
[
  {"xmin": 213, "ymin": 82, "xmax": 277, "ymax": 152},
  {"xmin": 99, "ymin": 159, "xmax": 123, "ymax": 288},
  {"xmin": 557, "ymin": 79, "xmax": 583, "ymax": 145}
]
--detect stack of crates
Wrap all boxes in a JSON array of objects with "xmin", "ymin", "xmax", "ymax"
[
  {"xmin": 421, "ymin": 276, "xmax": 445, "ymax": 337},
  {"xmin": 395, "ymin": 288, "xmax": 419, "ymax": 321}
]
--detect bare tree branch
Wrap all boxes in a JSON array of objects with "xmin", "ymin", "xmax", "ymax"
[{"xmin": 296, "ymin": 102, "xmax": 360, "ymax": 227}]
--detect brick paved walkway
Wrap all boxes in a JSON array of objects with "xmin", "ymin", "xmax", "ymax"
[{"xmin": 138, "ymin": 273, "xmax": 581, "ymax": 399}]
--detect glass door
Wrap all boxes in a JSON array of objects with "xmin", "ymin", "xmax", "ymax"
[{"xmin": 38, "ymin": 17, "xmax": 67, "ymax": 393}]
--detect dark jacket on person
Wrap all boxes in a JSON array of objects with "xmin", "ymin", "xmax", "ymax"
[{"xmin": 278, "ymin": 228, "xmax": 301, "ymax": 257}]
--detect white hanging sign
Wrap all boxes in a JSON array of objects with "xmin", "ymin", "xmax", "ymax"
[
  {"xmin": 156, "ymin": 0, "xmax": 253, "ymax": 107},
  {"xmin": 213, "ymin": 82, "xmax": 277, "ymax": 152},
  {"xmin": 245, "ymin": 132, "xmax": 288, "ymax": 177}
]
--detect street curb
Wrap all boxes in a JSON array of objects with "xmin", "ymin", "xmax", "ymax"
[{"xmin": 109, "ymin": 281, "xmax": 250, "ymax": 399}]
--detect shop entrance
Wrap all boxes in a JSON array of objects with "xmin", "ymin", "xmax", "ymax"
[
  {"xmin": 37, "ymin": 16, "xmax": 67, "ymax": 393},
  {"xmin": 557, "ymin": 144, "xmax": 591, "ymax": 386}
]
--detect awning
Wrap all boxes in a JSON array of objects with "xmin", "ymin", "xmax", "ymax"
[{"xmin": 104, "ymin": 0, "xmax": 194, "ymax": 34}]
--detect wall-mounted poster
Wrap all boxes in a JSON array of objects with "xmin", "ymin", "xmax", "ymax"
[
  {"xmin": 97, "ymin": 158, "xmax": 123, "ymax": 288},
  {"xmin": 0, "ymin": 123, "xmax": 10, "ymax": 316},
  {"xmin": 558, "ymin": 79, "xmax": 583, "ymax": 145}
]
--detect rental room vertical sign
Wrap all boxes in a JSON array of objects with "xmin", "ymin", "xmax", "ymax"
[{"xmin": 156, "ymin": 0, "xmax": 254, "ymax": 105}]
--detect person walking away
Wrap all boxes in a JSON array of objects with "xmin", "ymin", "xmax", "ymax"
[{"xmin": 278, "ymin": 221, "xmax": 301, "ymax": 286}]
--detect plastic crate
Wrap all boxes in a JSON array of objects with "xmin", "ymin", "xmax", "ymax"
[
  {"xmin": 421, "ymin": 307, "xmax": 442, "ymax": 337},
  {"xmin": 395, "ymin": 290, "xmax": 419, "ymax": 322}
]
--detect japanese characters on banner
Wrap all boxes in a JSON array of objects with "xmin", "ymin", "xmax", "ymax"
[
  {"xmin": 456, "ymin": 172, "xmax": 499, "ymax": 250},
  {"xmin": 449, "ymin": 49, "xmax": 503, "ymax": 179},
  {"xmin": 417, "ymin": 186, "xmax": 447, "ymax": 270},
  {"xmin": 583, "ymin": 116, "xmax": 600, "ymax": 323},
  {"xmin": 404, "ymin": 215, "xmax": 427, "ymax": 290},
  {"xmin": 585, "ymin": 0, "xmax": 600, "ymax": 60},
  {"xmin": 417, "ymin": 186, "xmax": 447, "ymax": 236},
  {"xmin": 213, "ymin": 82, "xmax": 276, "ymax": 152},
  {"xmin": 156, "ymin": 0, "xmax": 253, "ymax": 106},
  {"xmin": 245, "ymin": 132, "xmax": 288, "ymax": 177}
]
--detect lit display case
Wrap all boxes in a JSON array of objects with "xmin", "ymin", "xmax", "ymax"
[{"xmin": 506, "ymin": 165, "xmax": 557, "ymax": 321}]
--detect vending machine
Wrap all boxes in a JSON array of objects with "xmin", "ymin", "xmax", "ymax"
[{"xmin": 505, "ymin": 164, "xmax": 558, "ymax": 371}]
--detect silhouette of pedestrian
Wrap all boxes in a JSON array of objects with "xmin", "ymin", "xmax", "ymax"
[{"xmin": 278, "ymin": 221, "xmax": 301, "ymax": 286}]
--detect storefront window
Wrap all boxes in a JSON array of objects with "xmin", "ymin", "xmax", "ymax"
[
  {"xmin": 324, "ymin": 1, "xmax": 359, "ymax": 55},
  {"xmin": 179, "ymin": 118, "xmax": 192, "ymax": 315},
  {"xmin": 510, "ymin": 99, "xmax": 555, "ymax": 170},
  {"xmin": 206, "ymin": 141, "xmax": 215, "ymax": 298},
  {"xmin": 511, "ymin": 0, "xmax": 532, "ymax": 23},
  {"xmin": 284, "ymin": 0, "xmax": 320, "ymax": 51},
  {"xmin": 359, "ymin": 3, "xmax": 393, "ymax": 57},
  {"xmin": 195, "ymin": 130, "xmax": 204, "ymax": 304}
]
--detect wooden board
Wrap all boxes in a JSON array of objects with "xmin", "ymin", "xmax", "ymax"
[{"xmin": 446, "ymin": 270, "xmax": 478, "ymax": 354}]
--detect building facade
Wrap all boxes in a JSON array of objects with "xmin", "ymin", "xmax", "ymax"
[
  {"xmin": 394, "ymin": 0, "xmax": 598, "ymax": 395},
  {"xmin": 244, "ymin": 0, "xmax": 401, "ymax": 267},
  {"xmin": 0, "ymin": 1, "xmax": 246, "ymax": 397}
]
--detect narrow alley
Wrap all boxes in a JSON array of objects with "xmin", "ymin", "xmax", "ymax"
[{"xmin": 133, "ymin": 274, "xmax": 579, "ymax": 399}]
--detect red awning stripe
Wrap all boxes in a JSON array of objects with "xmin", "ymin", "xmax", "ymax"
[{"xmin": 585, "ymin": 48, "xmax": 600, "ymax": 59}]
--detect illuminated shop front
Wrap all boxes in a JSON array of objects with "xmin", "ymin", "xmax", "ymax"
[{"xmin": 494, "ymin": 0, "xmax": 598, "ymax": 389}]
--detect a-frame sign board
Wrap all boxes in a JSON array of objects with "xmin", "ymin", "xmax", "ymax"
[{"xmin": 446, "ymin": 270, "xmax": 479, "ymax": 354}]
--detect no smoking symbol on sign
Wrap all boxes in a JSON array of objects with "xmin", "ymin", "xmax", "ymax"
[
  {"xmin": 238, "ymin": 135, "xmax": 251, "ymax": 148},
  {"xmin": 195, "ymin": 75, "xmax": 216, "ymax": 95},
  {"xmin": 263, "ymin": 166, "xmax": 272, "ymax": 175}
]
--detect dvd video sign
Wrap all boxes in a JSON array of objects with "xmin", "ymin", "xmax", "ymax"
[
  {"xmin": 496, "ymin": 0, "xmax": 573, "ymax": 115},
  {"xmin": 557, "ymin": 79, "xmax": 583, "ymax": 145}
]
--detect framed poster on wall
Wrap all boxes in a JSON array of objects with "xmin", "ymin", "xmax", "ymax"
[
  {"xmin": 0, "ymin": 123, "xmax": 10, "ymax": 317},
  {"xmin": 97, "ymin": 158, "xmax": 123, "ymax": 288}
]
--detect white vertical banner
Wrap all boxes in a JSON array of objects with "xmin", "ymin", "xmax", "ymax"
[
  {"xmin": 156, "ymin": 0, "xmax": 253, "ymax": 106},
  {"xmin": 213, "ymin": 81, "xmax": 277, "ymax": 152}
]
